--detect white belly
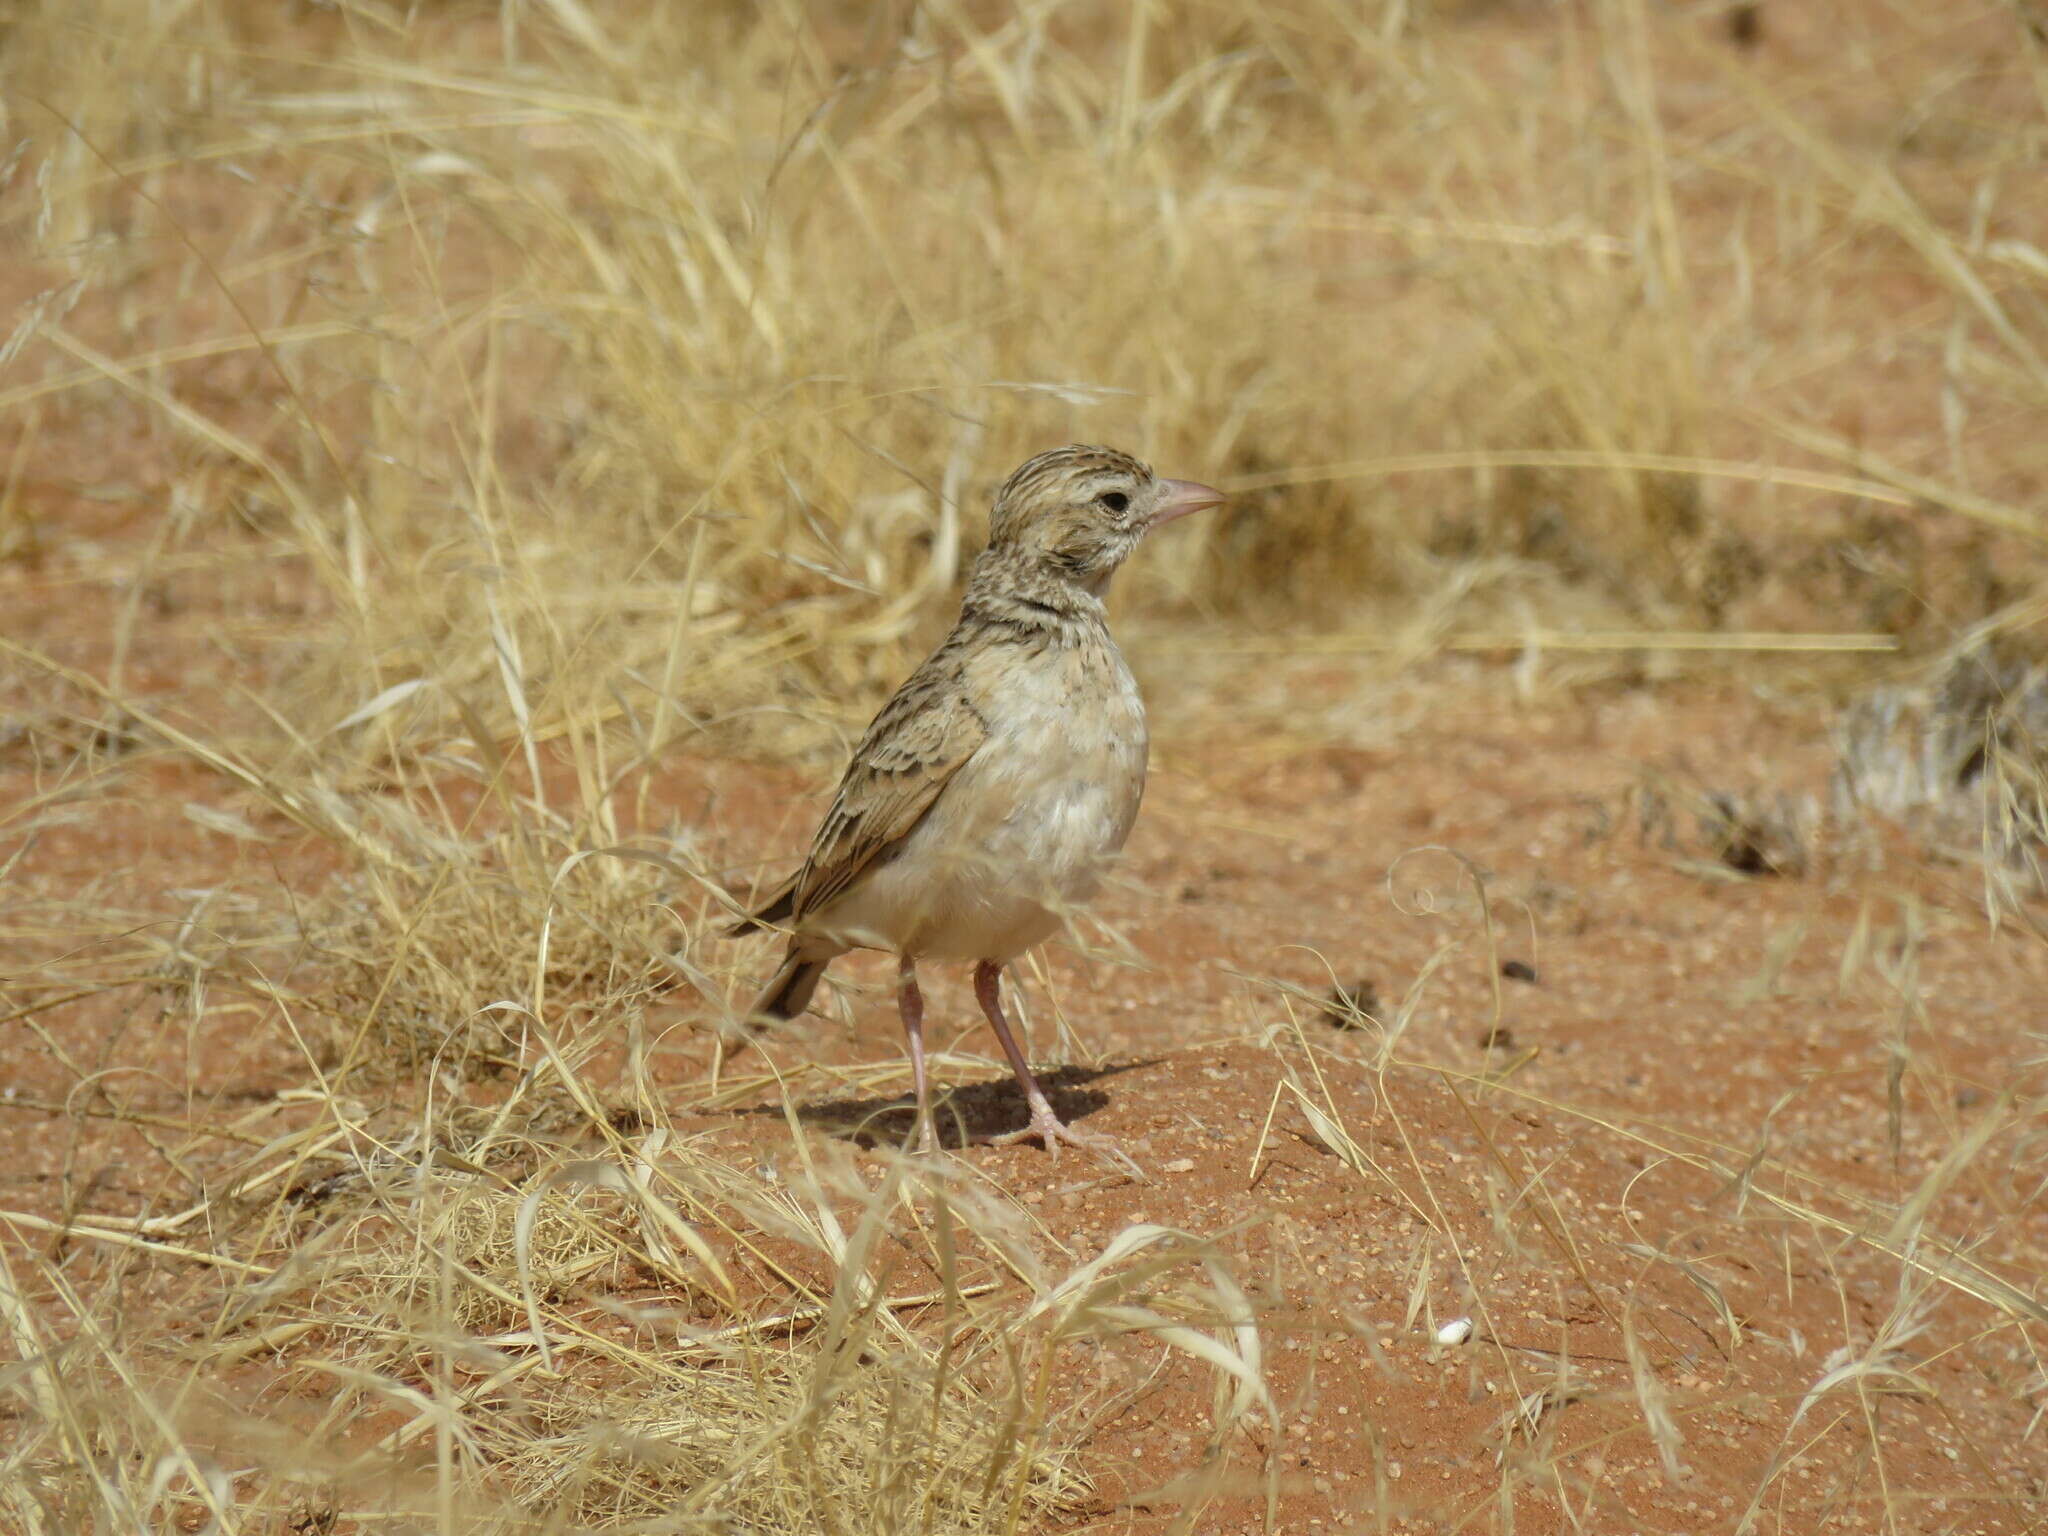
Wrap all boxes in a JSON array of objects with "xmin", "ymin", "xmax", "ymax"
[{"xmin": 814, "ymin": 642, "xmax": 1147, "ymax": 962}]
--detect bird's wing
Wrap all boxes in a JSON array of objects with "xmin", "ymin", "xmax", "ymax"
[{"xmin": 739, "ymin": 661, "xmax": 989, "ymax": 930}]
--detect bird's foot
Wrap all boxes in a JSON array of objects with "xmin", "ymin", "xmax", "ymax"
[{"xmin": 982, "ymin": 1103, "xmax": 1144, "ymax": 1180}]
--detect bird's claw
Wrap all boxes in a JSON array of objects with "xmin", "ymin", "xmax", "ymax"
[{"xmin": 983, "ymin": 1106, "xmax": 1145, "ymax": 1180}]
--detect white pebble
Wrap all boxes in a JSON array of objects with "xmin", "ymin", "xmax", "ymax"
[{"xmin": 1435, "ymin": 1317, "xmax": 1474, "ymax": 1346}]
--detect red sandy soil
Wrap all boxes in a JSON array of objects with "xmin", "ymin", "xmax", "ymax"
[
  {"xmin": 3, "ymin": 300, "xmax": 2043, "ymax": 1536},
  {"xmin": 675, "ymin": 684, "xmax": 2048, "ymax": 1535},
  {"xmin": 7, "ymin": 571, "xmax": 2046, "ymax": 1531}
]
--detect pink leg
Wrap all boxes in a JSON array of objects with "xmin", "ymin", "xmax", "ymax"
[
  {"xmin": 898, "ymin": 955, "xmax": 937, "ymax": 1154},
  {"xmin": 972, "ymin": 961, "xmax": 1140, "ymax": 1176}
]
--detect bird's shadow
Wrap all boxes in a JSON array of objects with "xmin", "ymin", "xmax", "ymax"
[{"xmin": 733, "ymin": 1059, "xmax": 1155, "ymax": 1151}]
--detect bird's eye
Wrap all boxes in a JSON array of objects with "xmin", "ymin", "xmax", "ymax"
[{"xmin": 1100, "ymin": 491, "xmax": 1130, "ymax": 513}]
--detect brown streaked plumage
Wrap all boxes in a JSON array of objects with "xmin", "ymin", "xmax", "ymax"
[{"xmin": 728, "ymin": 444, "xmax": 1225, "ymax": 1166}]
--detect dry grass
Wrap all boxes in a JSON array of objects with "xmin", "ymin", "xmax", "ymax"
[
  {"xmin": 4, "ymin": 0, "xmax": 2048, "ymax": 1531},
  {"xmin": 306, "ymin": 820, "xmax": 690, "ymax": 1079},
  {"xmin": 9, "ymin": 0, "xmax": 2047, "ymax": 760}
]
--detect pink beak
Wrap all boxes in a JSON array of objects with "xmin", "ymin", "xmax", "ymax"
[{"xmin": 1151, "ymin": 477, "xmax": 1227, "ymax": 527}]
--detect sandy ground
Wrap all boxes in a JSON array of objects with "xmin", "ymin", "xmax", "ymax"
[{"xmin": 7, "ymin": 554, "xmax": 2045, "ymax": 1531}]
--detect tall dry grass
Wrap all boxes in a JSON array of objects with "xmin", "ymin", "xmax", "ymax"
[
  {"xmin": 4, "ymin": 0, "xmax": 2047, "ymax": 1531},
  {"xmin": 9, "ymin": 1, "xmax": 2044, "ymax": 762}
]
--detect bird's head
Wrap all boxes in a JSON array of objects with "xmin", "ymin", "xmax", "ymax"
[{"xmin": 985, "ymin": 444, "xmax": 1225, "ymax": 591}]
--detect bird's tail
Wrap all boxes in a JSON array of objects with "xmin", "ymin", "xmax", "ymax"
[{"xmin": 746, "ymin": 941, "xmax": 836, "ymax": 1024}]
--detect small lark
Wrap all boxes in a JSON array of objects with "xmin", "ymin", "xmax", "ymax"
[{"xmin": 729, "ymin": 445, "xmax": 1224, "ymax": 1161}]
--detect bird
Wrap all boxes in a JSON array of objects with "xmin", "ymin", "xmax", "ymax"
[{"xmin": 726, "ymin": 444, "xmax": 1224, "ymax": 1163}]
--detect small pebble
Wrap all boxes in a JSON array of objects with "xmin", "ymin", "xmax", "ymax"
[
  {"xmin": 1162, "ymin": 1157, "xmax": 1196, "ymax": 1174},
  {"xmin": 1501, "ymin": 959, "xmax": 1538, "ymax": 983},
  {"xmin": 1436, "ymin": 1317, "xmax": 1474, "ymax": 1346}
]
